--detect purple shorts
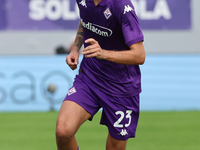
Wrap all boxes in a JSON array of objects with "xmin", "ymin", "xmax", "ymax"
[{"xmin": 64, "ymin": 73, "xmax": 140, "ymax": 140}]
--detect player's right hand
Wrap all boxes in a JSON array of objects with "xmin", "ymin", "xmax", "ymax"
[{"xmin": 66, "ymin": 50, "xmax": 79, "ymax": 70}]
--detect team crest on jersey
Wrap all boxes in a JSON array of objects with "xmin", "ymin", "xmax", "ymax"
[
  {"xmin": 104, "ymin": 8, "xmax": 112, "ymax": 19},
  {"xmin": 68, "ymin": 87, "xmax": 76, "ymax": 96}
]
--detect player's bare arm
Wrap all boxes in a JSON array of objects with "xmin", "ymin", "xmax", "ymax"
[
  {"xmin": 66, "ymin": 22, "xmax": 83, "ymax": 70},
  {"xmin": 82, "ymin": 38, "xmax": 146, "ymax": 65},
  {"xmin": 74, "ymin": 21, "xmax": 84, "ymax": 50}
]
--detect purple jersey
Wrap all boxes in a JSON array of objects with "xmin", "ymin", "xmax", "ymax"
[{"xmin": 76, "ymin": 0, "xmax": 144, "ymax": 97}]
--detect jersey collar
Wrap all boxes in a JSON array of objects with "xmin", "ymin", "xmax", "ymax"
[{"xmin": 88, "ymin": 0, "xmax": 109, "ymax": 6}]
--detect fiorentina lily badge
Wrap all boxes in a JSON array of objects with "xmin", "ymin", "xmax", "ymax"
[{"xmin": 104, "ymin": 8, "xmax": 112, "ymax": 19}]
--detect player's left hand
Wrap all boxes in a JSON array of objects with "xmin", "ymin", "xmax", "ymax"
[{"xmin": 82, "ymin": 38, "xmax": 105, "ymax": 59}]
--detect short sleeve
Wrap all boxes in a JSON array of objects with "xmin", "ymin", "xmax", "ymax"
[{"xmin": 113, "ymin": 0, "xmax": 144, "ymax": 47}]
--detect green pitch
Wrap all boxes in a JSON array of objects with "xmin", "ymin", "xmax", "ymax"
[{"xmin": 0, "ymin": 111, "xmax": 200, "ymax": 150}]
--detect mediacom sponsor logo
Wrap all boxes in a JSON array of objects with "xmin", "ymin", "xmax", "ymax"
[{"xmin": 81, "ymin": 19, "xmax": 113, "ymax": 37}]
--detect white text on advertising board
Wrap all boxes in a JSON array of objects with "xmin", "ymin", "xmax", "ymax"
[{"xmin": 29, "ymin": 0, "xmax": 171, "ymax": 21}]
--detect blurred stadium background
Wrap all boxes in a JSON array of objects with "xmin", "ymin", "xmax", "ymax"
[
  {"xmin": 0, "ymin": 0, "xmax": 200, "ymax": 150},
  {"xmin": 0, "ymin": 0, "xmax": 199, "ymax": 112}
]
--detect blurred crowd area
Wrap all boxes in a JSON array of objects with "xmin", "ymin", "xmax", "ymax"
[
  {"xmin": 0, "ymin": 0, "xmax": 200, "ymax": 112},
  {"xmin": 0, "ymin": 0, "xmax": 199, "ymax": 55}
]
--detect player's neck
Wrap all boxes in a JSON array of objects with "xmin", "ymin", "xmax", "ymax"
[{"xmin": 93, "ymin": 0, "xmax": 102, "ymax": 6}]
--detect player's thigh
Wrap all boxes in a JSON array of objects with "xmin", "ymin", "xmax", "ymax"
[
  {"xmin": 106, "ymin": 133, "xmax": 127, "ymax": 150},
  {"xmin": 56, "ymin": 100, "xmax": 92, "ymax": 136}
]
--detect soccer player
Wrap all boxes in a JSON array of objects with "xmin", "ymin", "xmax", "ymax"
[{"xmin": 56, "ymin": 0, "xmax": 145, "ymax": 150}]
